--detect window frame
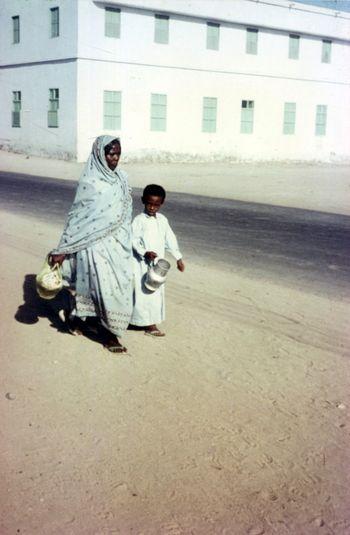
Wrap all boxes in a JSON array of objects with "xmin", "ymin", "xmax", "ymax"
[
  {"xmin": 283, "ymin": 102, "xmax": 296, "ymax": 135},
  {"xmin": 206, "ymin": 22, "xmax": 220, "ymax": 51},
  {"xmin": 315, "ymin": 104, "xmax": 327, "ymax": 136},
  {"xmin": 246, "ymin": 28, "xmax": 258, "ymax": 55},
  {"xmin": 150, "ymin": 93, "xmax": 167, "ymax": 131},
  {"xmin": 288, "ymin": 34, "xmax": 300, "ymax": 60},
  {"xmin": 103, "ymin": 90, "xmax": 122, "ymax": 130},
  {"xmin": 154, "ymin": 14, "xmax": 169, "ymax": 44},
  {"xmin": 48, "ymin": 88, "xmax": 59, "ymax": 128},
  {"xmin": 104, "ymin": 7, "xmax": 121, "ymax": 38},
  {"xmin": 202, "ymin": 97, "xmax": 217, "ymax": 133},
  {"xmin": 12, "ymin": 15, "xmax": 20, "ymax": 44},
  {"xmin": 321, "ymin": 39, "xmax": 332, "ymax": 63},
  {"xmin": 50, "ymin": 7, "xmax": 59, "ymax": 38},
  {"xmin": 12, "ymin": 91, "xmax": 21, "ymax": 128},
  {"xmin": 240, "ymin": 100, "xmax": 254, "ymax": 134}
]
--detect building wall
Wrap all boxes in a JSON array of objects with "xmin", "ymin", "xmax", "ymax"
[
  {"xmin": 93, "ymin": 0, "xmax": 350, "ymax": 41},
  {"xmin": 0, "ymin": 0, "xmax": 78, "ymax": 158},
  {"xmin": 1, "ymin": 0, "xmax": 349, "ymax": 162},
  {"xmin": 0, "ymin": 62, "xmax": 77, "ymax": 159},
  {"xmin": 76, "ymin": 59, "xmax": 348, "ymax": 162},
  {"xmin": 0, "ymin": 0, "xmax": 78, "ymax": 65},
  {"xmin": 76, "ymin": 0, "xmax": 350, "ymax": 161}
]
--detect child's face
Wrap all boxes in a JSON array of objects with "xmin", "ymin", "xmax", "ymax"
[{"xmin": 142, "ymin": 194, "xmax": 164, "ymax": 216}]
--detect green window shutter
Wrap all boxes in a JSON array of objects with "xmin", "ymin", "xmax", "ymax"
[
  {"xmin": 246, "ymin": 28, "xmax": 258, "ymax": 55},
  {"xmin": 315, "ymin": 105, "xmax": 327, "ymax": 136},
  {"xmin": 48, "ymin": 88, "xmax": 59, "ymax": 128},
  {"xmin": 322, "ymin": 40, "xmax": 331, "ymax": 63},
  {"xmin": 240, "ymin": 100, "xmax": 254, "ymax": 134},
  {"xmin": 283, "ymin": 102, "xmax": 296, "ymax": 134},
  {"xmin": 12, "ymin": 16, "xmax": 20, "ymax": 44},
  {"xmin": 103, "ymin": 91, "xmax": 122, "ymax": 130},
  {"xmin": 151, "ymin": 93, "xmax": 167, "ymax": 131},
  {"xmin": 12, "ymin": 91, "xmax": 21, "ymax": 127},
  {"xmin": 206, "ymin": 22, "xmax": 219, "ymax": 50},
  {"xmin": 202, "ymin": 97, "xmax": 217, "ymax": 133},
  {"xmin": 50, "ymin": 7, "xmax": 59, "ymax": 38},
  {"xmin": 154, "ymin": 14, "xmax": 169, "ymax": 44},
  {"xmin": 289, "ymin": 34, "xmax": 300, "ymax": 59},
  {"xmin": 105, "ymin": 7, "xmax": 120, "ymax": 38}
]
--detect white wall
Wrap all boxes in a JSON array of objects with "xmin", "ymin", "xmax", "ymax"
[
  {"xmin": 78, "ymin": 2, "xmax": 350, "ymax": 84},
  {"xmin": 0, "ymin": 62, "xmax": 77, "ymax": 159},
  {"xmin": 75, "ymin": 0, "xmax": 350, "ymax": 162},
  {"xmin": 93, "ymin": 0, "xmax": 350, "ymax": 41},
  {"xmin": 0, "ymin": 0, "xmax": 78, "ymax": 158},
  {"xmin": 1, "ymin": 0, "xmax": 349, "ymax": 162},
  {"xmin": 76, "ymin": 59, "xmax": 349, "ymax": 162},
  {"xmin": 0, "ymin": 0, "xmax": 78, "ymax": 66}
]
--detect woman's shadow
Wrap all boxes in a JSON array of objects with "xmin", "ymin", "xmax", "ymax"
[
  {"xmin": 15, "ymin": 274, "xmax": 103, "ymax": 345},
  {"xmin": 15, "ymin": 274, "xmax": 70, "ymax": 331}
]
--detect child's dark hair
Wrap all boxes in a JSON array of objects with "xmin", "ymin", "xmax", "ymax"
[
  {"xmin": 142, "ymin": 184, "xmax": 166, "ymax": 201},
  {"xmin": 104, "ymin": 138, "xmax": 120, "ymax": 156}
]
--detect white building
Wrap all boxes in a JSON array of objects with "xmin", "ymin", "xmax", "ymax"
[{"xmin": 0, "ymin": 0, "xmax": 349, "ymax": 162}]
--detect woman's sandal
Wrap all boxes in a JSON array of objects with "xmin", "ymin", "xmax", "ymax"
[{"xmin": 104, "ymin": 339, "xmax": 127, "ymax": 353}]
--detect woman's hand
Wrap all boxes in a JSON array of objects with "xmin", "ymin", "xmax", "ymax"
[
  {"xmin": 177, "ymin": 259, "xmax": 185, "ymax": 272},
  {"xmin": 144, "ymin": 251, "xmax": 158, "ymax": 262},
  {"xmin": 50, "ymin": 254, "xmax": 66, "ymax": 266}
]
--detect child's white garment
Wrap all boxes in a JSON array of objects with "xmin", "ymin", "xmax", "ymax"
[{"xmin": 131, "ymin": 212, "xmax": 182, "ymax": 326}]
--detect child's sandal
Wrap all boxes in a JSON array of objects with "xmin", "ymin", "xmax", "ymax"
[{"xmin": 144, "ymin": 328, "xmax": 165, "ymax": 337}]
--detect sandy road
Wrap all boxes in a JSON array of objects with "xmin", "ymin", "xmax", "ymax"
[{"xmin": 1, "ymin": 208, "xmax": 350, "ymax": 534}]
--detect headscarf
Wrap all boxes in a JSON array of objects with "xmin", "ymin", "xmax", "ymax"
[{"xmin": 52, "ymin": 135, "xmax": 132, "ymax": 254}]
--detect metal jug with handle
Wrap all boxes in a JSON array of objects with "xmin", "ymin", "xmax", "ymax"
[{"xmin": 144, "ymin": 258, "xmax": 171, "ymax": 292}]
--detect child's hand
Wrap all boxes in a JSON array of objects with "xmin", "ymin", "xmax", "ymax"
[
  {"xmin": 177, "ymin": 259, "xmax": 185, "ymax": 272},
  {"xmin": 145, "ymin": 251, "xmax": 158, "ymax": 262}
]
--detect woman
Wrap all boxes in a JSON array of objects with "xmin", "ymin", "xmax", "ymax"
[{"xmin": 51, "ymin": 135, "xmax": 133, "ymax": 353}]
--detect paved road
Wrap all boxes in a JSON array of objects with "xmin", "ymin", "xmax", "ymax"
[{"xmin": 1, "ymin": 171, "xmax": 349, "ymax": 296}]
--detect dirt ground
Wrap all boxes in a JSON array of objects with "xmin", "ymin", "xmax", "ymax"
[{"xmin": 1, "ymin": 206, "xmax": 349, "ymax": 535}]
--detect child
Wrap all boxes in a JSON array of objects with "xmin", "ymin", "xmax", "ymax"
[{"xmin": 130, "ymin": 184, "xmax": 185, "ymax": 336}]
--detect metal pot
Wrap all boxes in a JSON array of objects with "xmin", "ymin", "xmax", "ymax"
[{"xmin": 144, "ymin": 258, "xmax": 171, "ymax": 292}]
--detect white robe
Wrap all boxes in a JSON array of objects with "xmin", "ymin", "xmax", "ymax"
[{"xmin": 130, "ymin": 212, "xmax": 182, "ymax": 326}]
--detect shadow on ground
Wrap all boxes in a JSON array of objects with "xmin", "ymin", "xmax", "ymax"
[
  {"xmin": 14, "ymin": 274, "xmax": 107, "ymax": 349},
  {"xmin": 15, "ymin": 274, "xmax": 69, "ymax": 329}
]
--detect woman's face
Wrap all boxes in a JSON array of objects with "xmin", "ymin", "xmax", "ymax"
[{"xmin": 105, "ymin": 143, "xmax": 121, "ymax": 170}]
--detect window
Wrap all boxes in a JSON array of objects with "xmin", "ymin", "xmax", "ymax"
[
  {"xmin": 105, "ymin": 7, "xmax": 120, "ymax": 38},
  {"xmin": 240, "ymin": 100, "xmax": 254, "ymax": 133},
  {"xmin": 50, "ymin": 7, "xmax": 59, "ymax": 38},
  {"xmin": 322, "ymin": 40, "xmax": 331, "ymax": 63},
  {"xmin": 289, "ymin": 34, "xmax": 300, "ymax": 59},
  {"xmin": 202, "ymin": 97, "xmax": 217, "ymax": 133},
  {"xmin": 12, "ymin": 16, "xmax": 20, "ymax": 44},
  {"xmin": 48, "ymin": 88, "xmax": 59, "ymax": 128},
  {"xmin": 12, "ymin": 91, "xmax": 21, "ymax": 127},
  {"xmin": 283, "ymin": 102, "xmax": 296, "ymax": 134},
  {"xmin": 246, "ymin": 28, "xmax": 258, "ymax": 55},
  {"xmin": 315, "ymin": 105, "xmax": 327, "ymax": 136},
  {"xmin": 151, "ymin": 94, "xmax": 167, "ymax": 131},
  {"xmin": 103, "ymin": 91, "xmax": 121, "ymax": 129},
  {"xmin": 206, "ymin": 22, "xmax": 220, "ymax": 50},
  {"xmin": 154, "ymin": 14, "xmax": 169, "ymax": 44}
]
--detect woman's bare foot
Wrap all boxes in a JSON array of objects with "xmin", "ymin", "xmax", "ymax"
[{"xmin": 144, "ymin": 324, "xmax": 165, "ymax": 337}]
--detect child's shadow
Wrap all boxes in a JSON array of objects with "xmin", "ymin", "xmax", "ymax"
[{"xmin": 15, "ymin": 274, "xmax": 70, "ymax": 332}]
